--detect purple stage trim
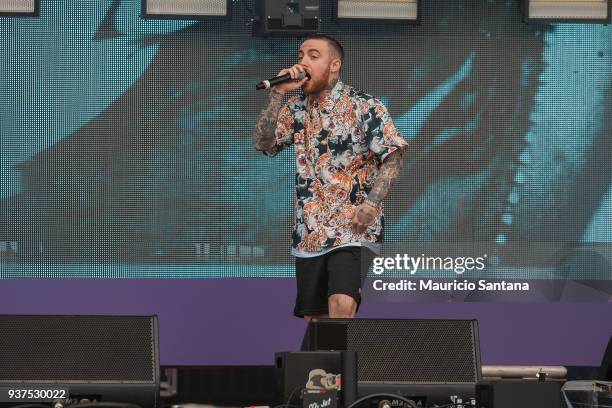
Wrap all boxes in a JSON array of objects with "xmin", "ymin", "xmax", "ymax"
[{"xmin": 0, "ymin": 278, "xmax": 609, "ymax": 366}]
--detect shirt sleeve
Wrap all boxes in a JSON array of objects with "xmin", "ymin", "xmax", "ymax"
[
  {"xmin": 363, "ymin": 98, "xmax": 408, "ymax": 162},
  {"xmin": 263, "ymin": 101, "xmax": 296, "ymax": 157}
]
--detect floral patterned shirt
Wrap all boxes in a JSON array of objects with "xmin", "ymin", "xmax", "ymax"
[{"xmin": 266, "ymin": 80, "xmax": 408, "ymax": 254}]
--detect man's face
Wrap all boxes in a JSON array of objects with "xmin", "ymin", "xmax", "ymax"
[{"xmin": 298, "ymin": 39, "xmax": 340, "ymax": 95}]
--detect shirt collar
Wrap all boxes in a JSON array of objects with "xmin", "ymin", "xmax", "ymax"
[{"xmin": 306, "ymin": 79, "xmax": 344, "ymax": 114}]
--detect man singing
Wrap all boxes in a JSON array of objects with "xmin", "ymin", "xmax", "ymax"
[{"xmin": 253, "ymin": 35, "xmax": 408, "ymax": 320}]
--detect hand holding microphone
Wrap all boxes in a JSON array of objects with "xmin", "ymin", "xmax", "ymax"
[{"xmin": 256, "ymin": 64, "xmax": 310, "ymax": 94}]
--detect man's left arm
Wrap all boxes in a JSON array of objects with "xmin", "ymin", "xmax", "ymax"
[
  {"xmin": 352, "ymin": 98, "xmax": 408, "ymax": 233},
  {"xmin": 367, "ymin": 149, "xmax": 405, "ymax": 205},
  {"xmin": 352, "ymin": 150, "xmax": 405, "ymax": 233}
]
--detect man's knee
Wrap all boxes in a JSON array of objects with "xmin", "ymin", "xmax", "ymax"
[{"xmin": 328, "ymin": 294, "xmax": 357, "ymax": 318}]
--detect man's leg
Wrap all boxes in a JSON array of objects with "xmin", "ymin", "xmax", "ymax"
[
  {"xmin": 327, "ymin": 247, "xmax": 367, "ymax": 318},
  {"xmin": 294, "ymin": 255, "xmax": 330, "ymax": 319},
  {"xmin": 328, "ymin": 294, "xmax": 357, "ymax": 318}
]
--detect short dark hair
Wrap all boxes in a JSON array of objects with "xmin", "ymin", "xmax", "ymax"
[{"xmin": 303, "ymin": 34, "xmax": 344, "ymax": 63}]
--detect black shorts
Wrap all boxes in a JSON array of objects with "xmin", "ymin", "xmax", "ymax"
[{"xmin": 293, "ymin": 246, "xmax": 375, "ymax": 318}]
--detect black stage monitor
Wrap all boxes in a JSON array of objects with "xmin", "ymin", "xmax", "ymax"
[
  {"xmin": 0, "ymin": 315, "xmax": 160, "ymax": 408},
  {"xmin": 599, "ymin": 335, "xmax": 612, "ymax": 381},
  {"xmin": 302, "ymin": 318, "xmax": 481, "ymax": 407},
  {"xmin": 476, "ymin": 380, "xmax": 562, "ymax": 408}
]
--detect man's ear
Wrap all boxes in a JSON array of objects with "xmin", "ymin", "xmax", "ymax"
[{"xmin": 331, "ymin": 58, "xmax": 342, "ymax": 74}]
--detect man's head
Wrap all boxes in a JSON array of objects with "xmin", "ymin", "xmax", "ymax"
[{"xmin": 298, "ymin": 34, "xmax": 343, "ymax": 95}]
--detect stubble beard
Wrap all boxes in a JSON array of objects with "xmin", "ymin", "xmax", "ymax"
[{"xmin": 302, "ymin": 67, "xmax": 331, "ymax": 97}]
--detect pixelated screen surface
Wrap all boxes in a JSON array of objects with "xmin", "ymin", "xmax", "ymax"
[{"xmin": 0, "ymin": 0, "xmax": 610, "ymax": 281}]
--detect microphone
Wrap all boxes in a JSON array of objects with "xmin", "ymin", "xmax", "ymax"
[{"xmin": 255, "ymin": 71, "xmax": 310, "ymax": 90}]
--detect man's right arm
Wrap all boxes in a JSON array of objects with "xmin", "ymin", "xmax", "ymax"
[
  {"xmin": 253, "ymin": 64, "xmax": 308, "ymax": 155},
  {"xmin": 252, "ymin": 88, "xmax": 285, "ymax": 155}
]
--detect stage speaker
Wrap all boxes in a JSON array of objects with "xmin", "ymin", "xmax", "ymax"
[
  {"xmin": 251, "ymin": 0, "xmax": 320, "ymax": 37},
  {"xmin": 476, "ymin": 380, "xmax": 561, "ymax": 408},
  {"xmin": 598, "ymin": 334, "xmax": 612, "ymax": 381},
  {"xmin": 302, "ymin": 318, "xmax": 481, "ymax": 406},
  {"xmin": 0, "ymin": 315, "xmax": 160, "ymax": 408}
]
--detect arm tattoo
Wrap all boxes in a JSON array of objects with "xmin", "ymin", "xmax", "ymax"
[
  {"xmin": 367, "ymin": 150, "xmax": 405, "ymax": 205},
  {"xmin": 253, "ymin": 89, "xmax": 284, "ymax": 153}
]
